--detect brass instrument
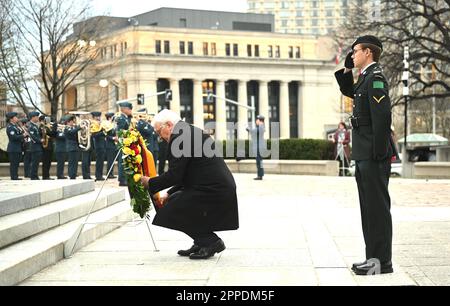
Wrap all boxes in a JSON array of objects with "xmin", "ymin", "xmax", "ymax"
[
  {"xmin": 100, "ymin": 120, "xmax": 114, "ymax": 133},
  {"xmin": 40, "ymin": 122, "xmax": 49, "ymax": 149},
  {"xmin": 69, "ymin": 111, "xmax": 91, "ymax": 151}
]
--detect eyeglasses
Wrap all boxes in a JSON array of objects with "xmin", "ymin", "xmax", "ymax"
[
  {"xmin": 353, "ymin": 48, "xmax": 364, "ymax": 54},
  {"xmin": 155, "ymin": 123, "xmax": 167, "ymax": 135}
]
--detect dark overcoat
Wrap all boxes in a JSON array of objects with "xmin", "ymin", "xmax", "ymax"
[{"xmin": 148, "ymin": 121, "xmax": 239, "ymax": 233}]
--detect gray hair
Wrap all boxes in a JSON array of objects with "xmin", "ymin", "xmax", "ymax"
[{"xmin": 151, "ymin": 109, "xmax": 181, "ymax": 128}]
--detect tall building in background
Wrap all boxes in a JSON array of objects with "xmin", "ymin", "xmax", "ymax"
[{"xmin": 247, "ymin": 0, "xmax": 352, "ymax": 35}]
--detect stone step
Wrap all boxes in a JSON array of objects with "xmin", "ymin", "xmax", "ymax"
[
  {"xmin": 0, "ymin": 188, "xmax": 125, "ymax": 249},
  {"xmin": 0, "ymin": 200, "xmax": 135, "ymax": 286},
  {"xmin": 0, "ymin": 180, "xmax": 95, "ymax": 217}
]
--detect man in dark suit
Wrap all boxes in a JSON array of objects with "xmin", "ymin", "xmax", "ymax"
[
  {"xmin": 20, "ymin": 117, "xmax": 32, "ymax": 178},
  {"xmin": 6, "ymin": 112, "xmax": 24, "ymax": 180},
  {"xmin": 28, "ymin": 112, "xmax": 44, "ymax": 180},
  {"xmin": 141, "ymin": 109, "xmax": 239, "ymax": 260},
  {"xmin": 335, "ymin": 35, "xmax": 394, "ymax": 275},
  {"xmin": 55, "ymin": 116, "xmax": 68, "ymax": 179}
]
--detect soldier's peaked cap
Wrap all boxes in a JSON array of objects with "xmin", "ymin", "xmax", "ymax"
[
  {"xmin": 352, "ymin": 35, "xmax": 383, "ymax": 51},
  {"xmin": 6, "ymin": 112, "xmax": 18, "ymax": 120},
  {"xmin": 118, "ymin": 101, "xmax": 133, "ymax": 109}
]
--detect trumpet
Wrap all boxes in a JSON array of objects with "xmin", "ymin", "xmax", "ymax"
[{"xmin": 69, "ymin": 111, "xmax": 92, "ymax": 151}]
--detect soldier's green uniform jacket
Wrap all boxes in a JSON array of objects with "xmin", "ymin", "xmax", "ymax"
[
  {"xmin": 28, "ymin": 122, "xmax": 43, "ymax": 153},
  {"xmin": 116, "ymin": 113, "xmax": 131, "ymax": 132},
  {"xmin": 334, "ymin": 63, "xmax": 393, "ymax": 161},
  {"xmin": 64, "ymin": 126, "xmax": 81, "ymax": 152}
]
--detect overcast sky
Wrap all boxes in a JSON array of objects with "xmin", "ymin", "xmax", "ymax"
[{"xmin": 91, "ymin": 0, "xmax": 249, "ymax": 17}]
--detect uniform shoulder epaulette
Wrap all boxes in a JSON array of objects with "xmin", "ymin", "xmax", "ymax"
[{"xmin": 372, "ymin": 67, "xmax": 386, "ymax": 80}]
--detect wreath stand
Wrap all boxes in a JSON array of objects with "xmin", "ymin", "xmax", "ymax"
[{"xmin": 64, "ymin": 150, "xmax": 159, "ymax": 258}]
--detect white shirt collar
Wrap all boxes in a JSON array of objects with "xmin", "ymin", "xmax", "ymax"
[{"xmin": 361, "ymin": 62, "xmax": 377, "ymax": 75}]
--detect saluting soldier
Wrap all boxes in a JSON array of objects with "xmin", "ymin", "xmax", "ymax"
[
  {"xmin": 115, "ymin": 101, "xmax": 133, "ymax": 186},
  {"xmin": 28, "ymin": 112, "xmax": 44, "ymax": 180},
  {"xmin": 6, "ymin": 112, "xmax": 25, "ymax": 180},
  {"xmin": 104, "ymin": 112, "xmax": 117, "ymax": 179},
  {"xmin": 64, "ymin": 115, "xmax": 81, "ymax": 180},
  {"xmin": 20, "ymin": 117, "xmax": 32, "ymax": 178},
  {"xmin": 55, "ymin": 116, "xmax": 68, "ymax": 179},
  {"xmin": 91, "ymin": 111, "xmax": 106, "ymax": 181},
  {"xmin": 335, "ymin": 35, "xmax": 394, "ymax": 275}
]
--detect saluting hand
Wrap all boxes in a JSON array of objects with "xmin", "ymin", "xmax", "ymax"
[{"xmin": 344, "ymin": 51, "xmax": 354, "ymax": 70}]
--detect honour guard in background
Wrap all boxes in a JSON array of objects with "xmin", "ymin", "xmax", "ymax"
[
  {"xmin": 64, "ymin": 115, "xmax": 81, "ymax": 179},
  {"xmin": 55, "ymin": 116, "xmax": 68, "ymax": 179},
  {"xmin": 28, "ymin": 111, "xmax": 43, "ymax": 180},
  {"xmin": 105, "ymin": 112, "xmax": 117, "ymax": 179},
  {"xmin": 136, "ymin": 110, "xmax": 159, "ymax": 167},
  {"xmin": 6, "ymin": 112, "xmax": 25, "ymax": 180},
  {"xmin": 39, "ymin": 115, "xmax": 56, "ymax": 180},
  {"xmin": 91, "ymin": 111, "xmax": 106, "ymax": 181},
  {"xmin": 335, "ymin": 35, "xmax": 394, "ymax": 275},
  {"xmin": 116, "ymin": 101, "xmax": 133, "ymax": 186},
  {"xmin": 20, "ymin": 117, "xmax": 32, "ymax": 178}
]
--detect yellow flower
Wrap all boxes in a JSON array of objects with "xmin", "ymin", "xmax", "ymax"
[
  {"xmin": 123, "ymin": 138, "xmax": 132, "ymax": 146},
  {"xmin": 135, "ymin": 154, "xmax": 142, "ymax": 164},
  {"xmin": 133, "ymin": 173, "xmax": 141, "ymax": 182},
  {"xmin": 122, "ymin": 147, "xmax": 133, "ymax": 155}
]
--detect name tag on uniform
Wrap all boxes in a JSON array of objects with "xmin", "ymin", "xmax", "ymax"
[{"xmin": 373, "ymin": 81, "xmax": 384, "ymax": 89}]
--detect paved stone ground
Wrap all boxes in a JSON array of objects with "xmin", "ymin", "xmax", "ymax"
[{"xmin": 20, "ymin": 174, "xmax": 450, "ymax": 286}]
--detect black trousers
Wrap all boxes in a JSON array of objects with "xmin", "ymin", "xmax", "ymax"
[
  {"xmin": 256, "ymin": 154, "xmax": 264, "ymax": 178},
  {"xmin": 55, "ymin": 152, "xmax": 66, "ymax": 178},
  {"xmin": 30, "ymin": 151, "xmax": 43, "ymax": 179},
  {"xmin": 95, "ymin": 149, "xmax": 105, "ymax": 180},
  {"xmin": 67, "ymin": 151, "xmax": 80, "ymax": 179},
  {"xmin": 106, "ymin": 148, "xmax": 117, "ymax": 177},
  {"xmin": 81, "ymin": 150, "xmax": 91, "ymax": 179},
  {"xmin": 355, "ymin": 159, "xmax": 392, "ymax": 263},
  {"xmin": 184, "ymin": 231, "xmax": 220, "ymax": 247},
  {"xmin": 23, "ymin": 151, "xmax": 31, "ymax": 177},
  {"xmin": 42, "ymin": 149, "xmax": 53, "ymax": 179},
  {"xmin": 8, "ymin": 152, "xmax": 21, "ymax": 179}
]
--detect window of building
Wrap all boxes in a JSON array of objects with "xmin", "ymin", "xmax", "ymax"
[
  {"xmin": 233, "ymin": 43, "xmax": 238, "ymax": 56},
  {"xmin": 179, "ymin": 18, "xmax": 187, "ymax": 27},
  {"xmin": 296, "ymin": 47, "xmax": 301, "ymax": 58},
  {"xmin": 311, "ymin": 10, "xmax": 319, "ymax": 17},
  {"xmin": 180, "ymin": 41, "xmax": 185, "ymax": 54},
  {"xmin": 188, "ymin": 41, "xmax": 193, "ymax": 55},
  {"xmin": 110, "ymin": 46, "xmax": 113, "ymax": 58},
  {"xmin": 311, "ymin": 19, "xmax": 319, "ymax": 26},
  {"xmin": 342, "ymin": 0, "xmax": 348, "ymax": 6},
  {"xmin": 225, "ymin": 43, "xmax": 231, "ymax": 56},
  {"xmin": 297, "ymin": 29, "xmax": 303, "ymax": 34},
  {"xmin": 311, "ymin": 0, "xmax": 319, "ymax": 8},
  {"xmin": 280, "ymin": 1, "xmax": 289, "ymax": 9},
  {"xmin": 296, "ymin": 19, "xmax": 303, "ymax": 26},
  {"xmin": 295, "ymin": 1, "xmax": 304, "ymax": 8},
  {"xmin": 326, "ymin": 19, "xmax": 334, "ymax": 26},
  {"xmin": 203, "ymin": 42, "xmax": 209, "ymax": 56},
  {"xmin": 326, "ymin": 9, "xmax": 333, "ymax": 17},
  {"xmin": 324, "ymin": 0, "xmax": 335, "ymax": 7},
  {"xmin": 296, "ymin": 11, "xmax": 304, "ymax": 17},
  {"xmin": 288, "ymin": 46, "xmax": 293, "ymax": 58},
  {"xmin": 248, "ymin": 2, "xmax": 256, "ymax": 9},
  {"xmin": 247, "ymin": 44, "xmax": 252, "ymax": 57},
  {"xmin": 164, "ymin": 40, "xmax": 170, "ymax": 54},
  {"xmin": 268, "ymin": 45, "xmax": 273, "ymax": 58},
  {"xmin": 211, "ymin": 42, "xmax": 216, "ymax": 56},
  {"xmin": 281, "ymin": 19, "xmax": 288, "ymax": 27},
  {"xmin": 279, "ymin": 11, "xmax": 290, "ymax": 18},
  {"xmin": 254, "ymin": 45, "xmax": 260, "ymax": 57},
  {"xmin": 311, "ymin": 28, "xmax": 319, "ymax": 35},
  {"xmin": 263, "ymin": 2, "xmax": 275, "ymax": 9},
  {"xmin": 155, "ymin": 40, "xmax": 161, "ymax": 54},
  {"xmin": 275, "ymin": 45, "xmax": 280, "ymax": 58}
]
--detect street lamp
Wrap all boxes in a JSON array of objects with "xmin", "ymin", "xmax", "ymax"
[
  {"xmin": 402, "ymin": 45, "xmax": 409, "ymax": 150},
  {"xmin": 99, "ymin": 79, "xmax": 109, "ymax": 88}
]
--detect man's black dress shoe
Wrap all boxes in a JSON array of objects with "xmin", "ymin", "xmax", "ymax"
[
  {"xmin": 57, "ymin": 177, "xmax": 68, "ymax": 180},
  {"xmin": 12, "ymin": 178, "xmax": 23, "ymax": 180},
  {"xmin": 189, "ymin": 239, "xmax": 226, "ymax": 260},
  {"xmin": 353, "ymin": 260, "xmax": 393, "ymax": 275},
  {"xmin": 254, "ymin": 177, "xmax": 263, "ymax": 180},
  {"xmin": 108, "ymin": 175, "xmax": 117, "ymax": 179},
  {"xmin": 178, "ymin": 245, "xmax": 201, "ymax": 257},
  {"xmin": 83, "ymin": 177, "xmax": 92, "ymax": 180},
  {"xmin": 95, "ymin": 177, "xmax": 106, "ymax": 182},
  {"xmin": 352, "ymin": 260, "xmax": 367, "ymax": 271},
  {"xmin": 43, "ymin": 177, "xmax": 54, "ymax": 180},
  {"xmin": 119, "ymin": 182, "xmax": 128, "ymax": 187}
]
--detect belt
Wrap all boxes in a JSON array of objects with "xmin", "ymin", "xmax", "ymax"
[{"xmin": 349, "ymin": 116, "xmax": 371, "ymax": 128}]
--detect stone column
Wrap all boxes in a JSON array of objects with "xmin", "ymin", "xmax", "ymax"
[
  {"xmin": 258, "ymin": 80, "xmax": 270, "ymax": 139},
  {"xmin": 279, "ymin": 80, "xmax": 290, "ymax": 139},
  {"xmin": 169, "ymin": 78, "xmax": 181, "ymax": 115},
  {"xmin": 144, "ymin": 79, "xmax": 158, "ymax": 115},
  {"xmin": 193, "ymin": 79, "xmax": 204, "ymax": 129},
  {"xmin": 215, "ymin": 79, "xmax": 227, "ymax": 141},
  {"xmin": 238, "ymin": 79, "xmax": 249, "ymax": 140}
]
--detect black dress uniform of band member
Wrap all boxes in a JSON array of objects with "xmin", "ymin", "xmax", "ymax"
[
  {"xmin": 105, "ymin": 112, "xmax": 117, "ymax": 178},
  {"xmin": 91, "ymin": 112, "xmax": 106, "ymax": 181},
  {"xmin": 247, "ymin": 115, "xmax": 266, "ymax": 180},
  {"xmin": 334, "ymin": 35, "xmax": 394, "ymax": 275},
  {"xmin": 116, "ymin": 102, "xmax": 133, "ymax": 186},
  {"xmin": 81, "ymin": 133, "xmax": 92, "ymax": 180},
  {"xmin": 55, "ymin": 116, "xmax": 68, "ymax": 179},
  {"xmin": 141, "ymin": 110, "xmax": 239, "ymax": 260},
  {"xmin": 21, "ymin": 118, "xmax": 32, "ymax": 178},
  {"xmin": 28, "ymin": 112, "xmax": 43, "ymax": 180},
  {"xmin": 6, "ymin": 112, "xmax": 24, "ymax": 180},
  {"xmin": 64, "ymin": 115, "xmax": 81, "ymax": 179},
  {"xmin": 39, "ymin": 115, "xmax": 56, "ymax": 180},
  {"xmin": 136, "ymin": 113, "xmax": 159, "ymax": 168}
]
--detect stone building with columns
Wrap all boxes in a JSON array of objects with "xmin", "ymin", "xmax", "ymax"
[{"xmin": 43, "ymin": 8, "xmax": 340, "ymax": 140}]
